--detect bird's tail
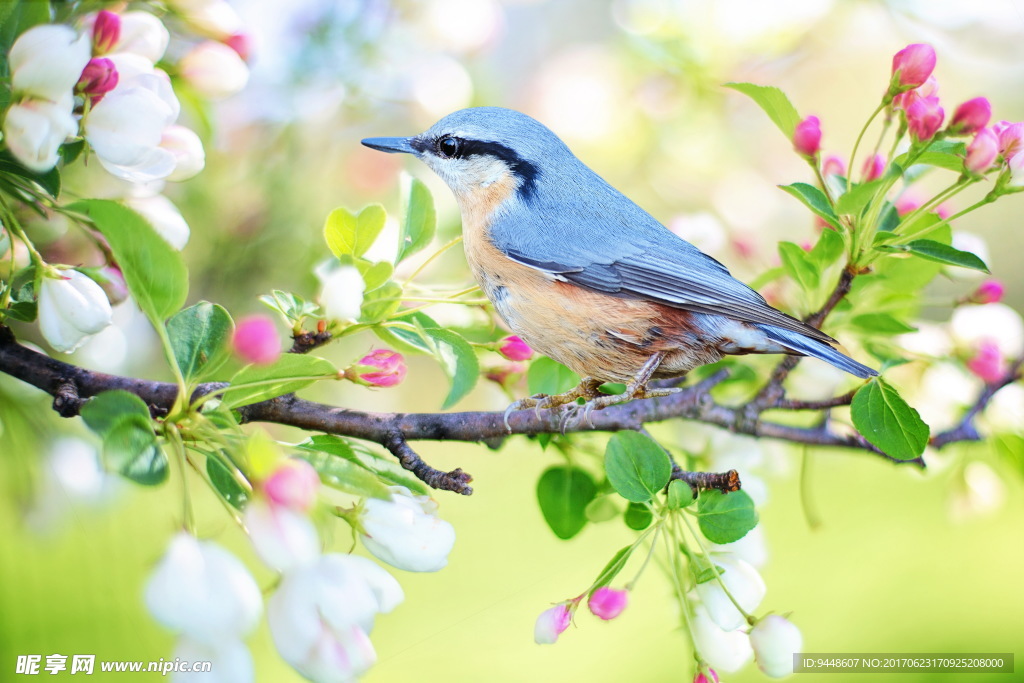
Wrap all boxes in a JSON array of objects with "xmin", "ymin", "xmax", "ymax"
[{"xmin": 760, "ymin": 325, "xmax": 878, "ymax": 379}]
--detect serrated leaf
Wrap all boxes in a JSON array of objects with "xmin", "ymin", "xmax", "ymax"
[
  {"xmin": 536, "ymin": 466, "xmax": 597, "ymax": 539},
  {"xmin": 375, "ymin": 312, "xmax": 441, "ymax": 355},
  {"xmin": 207, "ymin": 455, "xmax": 249, "ymax": 509},
  {"xmin": 851, "ymin": 378, "xmax": 929, "ymax": 460},
  {"xmin": 877, "ymin": 239, "xmax": 989, "ymax": 273},
  {"xmin": 527, "ymin": 356, "xmax": 579, "ymax": 396},
  {"xmin": 696, "ymin": 489, "xmax": 758, "ymax": 544},
  {"xmin": 68, "ymin": 200, "xmax": 188, "ymax": 324},
  {"xmin": 221, "ymin": 354, "xmax": 336, "ymax": 409},
  {"xmin": 778, "ymin": 241, "xmax": 820, "ymax": 292},
  {"xmin": 778, "ymin": 182, "xmax": 839, "ymax": 229},
  {"xmin": 809, "ymin": 227, "xmax": 845, "ymax": 269},
  {"xmin": 835, "ymin": 180, "xmax": 881, "ymax": 217},
  {"xmin": 604, "ymin": 431, "xmax": 671, "ymax": 503},
  {"xmin": 850, "ymin": 313, "xmax": 917, "ymax": 335},
  {"xmin": 360, "ymin": 281, "xmax": 402, "ymax": 323},
  {"xmin": 422, "ymin": 327, "xmax": 479, "ymax": 409},
  {"xmin": 397, "ymin": 176, "xmax": 436, "ymax": 263},
  {"xmin": 324, "ymin": 204, "xmax": 386, "ymax": 258},
  {"xmin": 723, "ymin": 82, "xmax": 801, "ymax": 138},
  {"xmin": 167, "ymin": 301, "xmax": 234, "ymax": 383},
  {"xmin": 299, "ymin": 449, "xmax": 391, "ymax": 499}
]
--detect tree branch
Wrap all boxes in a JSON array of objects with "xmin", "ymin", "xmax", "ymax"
[
  {"xmin": 0, "ymin": 325, "xmax": 932, "ymax": 496},
  {"xmin": 930, "ymin": 356, "xmax": 1024, "ymax": 449}
]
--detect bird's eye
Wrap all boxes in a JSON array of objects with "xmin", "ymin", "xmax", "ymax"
[{"xmin": 437, "ymin": 136, "xmax": 461, "ymax": 159}]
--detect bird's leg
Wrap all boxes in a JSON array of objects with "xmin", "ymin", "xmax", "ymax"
[
  {"xmin": 503, "ymin": 376, "xmax": 604, "ymax": 431},
  {"xmin": 575, "ymin": 352, "xmax": 680, "ymax": 427}
]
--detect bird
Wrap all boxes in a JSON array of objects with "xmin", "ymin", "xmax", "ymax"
[{"xmin": 362, "ymin": 107, "xmax": 876, "ymax": 420}]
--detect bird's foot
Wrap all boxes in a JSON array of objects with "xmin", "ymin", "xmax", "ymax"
[
  {"xmin": 566, "ymin": 382, "xmax": 682, "ymax": 429},
  {"xmin": 503, "ymin": 377, "xmax": 604, "ymax": 431}
]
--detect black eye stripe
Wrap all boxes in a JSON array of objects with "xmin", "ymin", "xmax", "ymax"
[{"xmin": 428, "ymin": 137, "xmax": 540, "ymax": 200}]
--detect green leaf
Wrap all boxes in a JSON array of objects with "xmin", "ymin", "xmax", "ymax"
[
  {"xmin": 298, "ymin": 448, "xmax": 391, "ymax": 499},
  {"xmin": 421, "ymin": 327, "xmax": 479, "ymax": 409},
  {"xmin": 850, "ymin": 313, "xmax": 917, "ymax": 335},
  {"xmin": 584, "ymin": 495, "xmax": 621, "ymax": 523},
  {"xmin": 835, "ymin": 180, "xmax": 881, "ymax": 217},
  {"xmin": 397, "ymin": 176, "xmax": 436, "ymax": 263},
  {"xmin": 80, "ymin": 390, "xmax": 151, "ymax": 435},
  {"xmin": 696, "ymin": 489, "xmax": 758, "ymax": 544},
  {"xmin": 604, "ymin": 431, "xmax": 672, "ymax": 503},
  {"xmin": 167, "ymin": 301, "xmax": 234, "ymax": 383},
  {"xmin": 375, "ymin": 312, "xmax": 441, "ymax": 355},
  {"xmin": 536, "ymin": 466, "xmax": 597, "ymax": 539},
  {"xmin": 259, "ymin": 290, "xmax": 320, "ymax": 322},
  {"xmin": 778, "ymin": 183, "xmax": 839, "ymax": 229},
  {"xmin": 778, "ymin": 241, "xmax": 820, "ymax": 292},
  {"xmin": 356, "ymin": 260, "xmax": 394, "ymax": 292},
  {"xmin": 359, "ymin": 281, "xmax": 402, "ymax": 323},
  {"xmin": 851, "ymin": 378, "xmax": 929, "ymax": 461},
  {"xmin": 667, "ymin": 479, "xmax": 696, "ymax": 509},
  {"xmin": 624, "ymin": 501, "xmax": 653, "ymax": 530},
  {"xmin": 590, "ymin": 545, "xmax": 633, "ymax": 595},
  {"xmin": 895, "ymin": 141, "xmax": 967, "ymax": 173},
  {"xmin": 0, "ymin": 149, "xmax": 60, "ymax": 198},
  {"xmin": 221, "ymin": 354, "xmax": 336, "ymax": 409},
  {"xmin": 809, "ymin": 228, "xmax": 845, "ymax": 269},
  {"xmin": 723, "ymin": 82, "xmax": 801, "ymax": 138},
  {"xmin": 207, "ymin": 455, "xmax": 249, "ymax": 509},
  {"xmin": 877, "ymin": 239, "xmax": 989, "ymax": 273},
  {"xmin": 297, "ymin": 434, "xmax": 429, "ymax": 495},
  {"xmin": 323, "ymin": 204, "xmax": 386, "ymax": 259},
  {"xmin": 527, "ymin": 356, "xmax": 580, "ymax": 396},
  {"xmin": 68, "ymin": 200, "xmax": 188, "ymax": 323}
]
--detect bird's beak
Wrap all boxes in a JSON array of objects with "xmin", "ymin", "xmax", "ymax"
[{"xmin": 361, "ymin": 137, "xmax": 417, "ymax": 154}]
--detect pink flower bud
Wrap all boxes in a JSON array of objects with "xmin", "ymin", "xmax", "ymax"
[
  {"xmin": 76, "ymin": 57, "xmax": 119, "ymax": 103},
  {"xmin": 906, "ymin": 96, "xmax": 944, "ymax": 142},
  {"xmin": 224, "ymin": 33, "xmax": 252, "ymax": 62},
  {"xmin": 693, "ymin": 670, "xmax": 720, "ymax": 683},
  {"xmin": 264, "ymin": 459, "xmax": 320, "ymax": 512},
  {"xmin": 966, "ymin": 340, "xmax": 1006, "ymax": 383},
  {"xmin": 892, "ymin": 76, "xmax": 937, "ymax": 111},
  {"xmin": 894, "ymin": 194, "xmax": 922, "ymax": 216},
  {"xmin": 965, "ymin": 128, "xmax": 999, "ymax": 173},
  {"xmin": 498, "ymin": 335, "xmax": 533, "ymax": 361},
  {"xmin": 232, "ymin": 315, "xmax": 282, "ymax": 365},
  {"xmin": 92, "ymin": 10, "xmax": 121, "ymax": 55},
  {"xmin": 534, "ymin": 603, "xmax": 571, "ymax": 644},
  {"xmin": 971, "ymin": 279, "xmax": 1005, "ymax": 305},
  {"xmin": 91, "ymin": 265, "xmax": 129, "ymax": 305},
  {"xmin": 792, "ymin": 115, "xmax": 821, "ymax": 158},
  {"xmin": 996, "ymin": 121, "xmax": 1023, "ymax": 159},
  {"xmin": 891, "ymin": 43, "xmax": 936, "ymax": 88},
  {"xmin": 949, "ymin": 97, "xmax": 991, "ymax": 136},
  {"xmin": 861, "ymin": 153, "xmax": 885, "ymax": 181},
  {"xmin": 588, "ymin": 587, "xmax": 628, "ymax": 620},
  {"xmin": 485, "ymin": 362, "xmax": 526, "ymax": 387},
  {"xmin": 355, "ymin": 349, "xmax": 406, "ymax": 387},
  {"xmin": 1008, "ymin": 151, "xmax": 1024, "ymax": 189},
  {"xmin": 821, "ymin": 155, "xmax": 845, "ymax": 178}
]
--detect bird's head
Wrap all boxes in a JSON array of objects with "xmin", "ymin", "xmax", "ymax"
[{"xmin": 362, "ymin": 107, "xmax": 573, "ymax": 206}]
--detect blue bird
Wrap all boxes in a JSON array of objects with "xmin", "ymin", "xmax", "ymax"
[{"xmin": 363, "ymin": 107, "xmax": 875, "ymax": 414}]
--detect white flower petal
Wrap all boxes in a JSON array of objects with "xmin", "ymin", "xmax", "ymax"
[
  {"xmin": 2, "ymin": 98, "xmax": 77, "ymax": 173},
  {"xmin": 172, "ymin": 637, "xmax": 254, "ymax": 683},
  {"xmin": 693, "ymin": 555, "xmax": 766, "ymax": 631},
  {"xmin": 116, "ymin": 11, "xmax": 170, "ymax": 62},
  {"xmin": 38, "ymin": 270, "xmax": 113, "ymax": 353},
  {"xmin": 244, "ymin": 498, "xmax": 320, "ymax": 572},
  {"xmin": 10, "ymin": 24, "xmax": 91, "ymax": 101},
  {"xmin": 359, "ymin": 486, "xmax": 456, "ymax": 572}
]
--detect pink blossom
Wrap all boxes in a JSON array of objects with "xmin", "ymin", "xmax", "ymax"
[
  {"xmin": 264, "ymin": 459, "xmax": 320, "ymax": 512},
  {"xmin": 534, "ymin": 603, "xmax": 571, "ymax": 644},
  {"xmin": 485, "ymin": 362, "xmax": 526, "ymax": 387},
  {"xmin": 894, "ymin": 195, "xmax": 922, "ymax": 216},
  {"xmin": 224, "ymin": 33, "xmax": 252, "ymax": 62},
  {"xmin": 588, "ymin": 587, "xmax": 628, "ymax": 620},
  {"xmin": 498, "ymin": 335, "xmax": 533, "ymax": 361},
  {"xmin": 891, "ymin": 43, "xmax": 936, "ymax": 88},
  {"xmin": 355, "ymin": 349, "xmax": 407, "ymax": 387},
  {"xmin": 949, "ymin": 97, "xmax": 991, "ymax": 135},
  {"xmin": 965, "ymin": 128, "xmax": 999, "ymax": 173},
  {"xmin": 92, "ymin": 10, "xmax": 121, "ymax": 55},
  {"xmin": 996, "ymin": 122, "xmax": 1023, "ymax": 159},
  {"xmin": 966, "ymin": 340, "xmax": 1006, "ymax": 383},
  {"xmin": 861, "ymin": 153, "xmax": 885, "ymax": 181},
  {"xmin": 694, "ymin": 670, "xmax": 720, "ymax": 683},
  {"xmin": 792, "ymin": 115, "xmax": 821, "ymax": 158},
  {"xmin": 906, "ymin": 96, "xmax": 944, "ymax": 142},
  {"xmin": 822, "ymin": 155, "xmax": 845, "ymax": 178},
  {"xmin": 232, "ymin": 315, "xmax": 281, "ymax": 365},
  {"xmin": 76, "ymin": 58, "xmax": 119, "ymax": 102},
  {"xmin": 971, "ymin": 279, "xmax": 1005, "ymax": 305},
  {"xmin": 893, "ymin": 76, "xmax": 937, "ymax": 111}
]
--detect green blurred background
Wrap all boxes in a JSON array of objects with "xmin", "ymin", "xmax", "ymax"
[{"xmin": 2, "ymin": 0, "xmax": 1024, "ymax": 680}]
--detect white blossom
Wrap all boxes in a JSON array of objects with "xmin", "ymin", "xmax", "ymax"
[
  {"xmin": 144, "ymin": 533, "xmax": 262, "ymax": 642},
  {"xmin": 161, "ymin": 125, "xmax": 206, "ymax": 181},
  {"xmin": 38, "ymin": 269, "xmax": 113, "ymax": 353},
  {"xmin": 244, "ymin": 498, "xmax": 320, "ymax": 572},
  {"xmin": 179, "ymin": 41, "xmax": 249, "ymax": 99},
  {"xmin": 690, "ymin": 602, "xmax": 754, "ymax": 673},
  {"xmin": 950, "ymin": 303, "xmax": 1024, "ymax": 357},
  {"xmin": 3, "ymin": 97, "xmax": 78, "ymax": 173},
  {"xmin": 750, "ymin": 615, "xmax": 803, "ymax": 678},
  {"xmin": 125, "ymin": 194, "xmax": 191, "ymax": 249},
  {"xmin": 317, "ymin": 264, "xmax": 365, "ymax": 321},
  {"xmin": 359, "ymin": 486, "xmax": 456, "ymax": 572},
  {"xmin": 112, "ymin": 11, "xmax": 170, "ymax": 62},
  {"xmin": 693, "ymin": 554, "xmax": 766, "ymax": 631},
  {"xmin": 9, "ymin": 24, "xmax": 90, "ymax": 101},
  {"xmin": 172, "ymin": 637, "xmax": 253, "ymax": 683}
]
